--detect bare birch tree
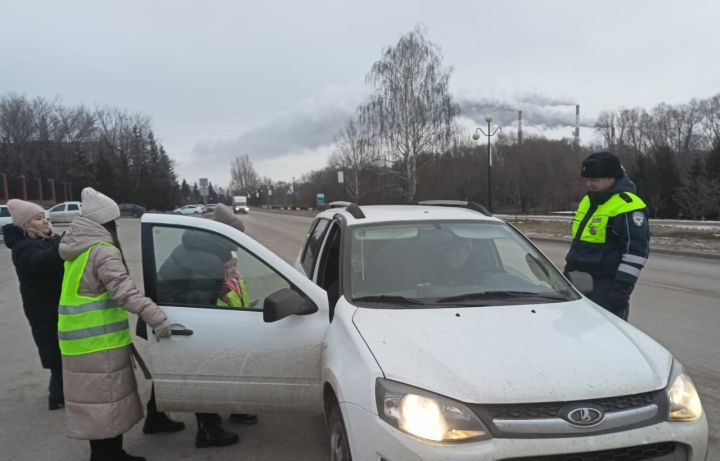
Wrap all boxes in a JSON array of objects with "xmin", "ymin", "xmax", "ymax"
[{"xmin": 360, "ymin": 26, "xmax": 459, "ymax": 201}]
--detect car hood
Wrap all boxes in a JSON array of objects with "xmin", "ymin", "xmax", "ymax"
[{"xmin": 352, "ymin": 300, "xmax": 672, "ymax": 403}]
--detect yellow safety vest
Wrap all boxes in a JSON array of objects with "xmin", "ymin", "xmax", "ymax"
[
  {"xmin": 57, "ymin": 243, "xmax": 132, "ymax": 356},
  {"xmin": 572, "ymin": 192, "xmax": 647, "ymax": 244},
  {"xmin": 216, "ymin": 277, "xmax": 250, "ymax": 308}
]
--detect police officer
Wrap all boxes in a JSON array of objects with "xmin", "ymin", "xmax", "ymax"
[{"xmin": 565, "ymin": 152, "xmax": 650, "ymax": 320}]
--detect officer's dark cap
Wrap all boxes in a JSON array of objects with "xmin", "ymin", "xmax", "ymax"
[{"xmin": 581, "ymin": 151, "xmax": 624, "ymax": 179}]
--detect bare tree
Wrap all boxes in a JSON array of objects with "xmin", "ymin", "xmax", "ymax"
[
  {"xmin": 360, "ymin": 26, "xmax": 459, "ymax": 201},
  {"xmin": 229, "ymin": 154, "xmax": 259, "ymax": 194},
  {"xmin": 330, "ymin": 117, "xmax": 382, "ymax": 203}
]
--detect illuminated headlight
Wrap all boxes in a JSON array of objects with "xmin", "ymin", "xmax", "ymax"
[
  {"xmin": 376, "ymin": 379, "xmax": 490, "ymax": 442},
  {"xmin": 666, "ymin": 359, "xmax": 703, "ymax": 421}
]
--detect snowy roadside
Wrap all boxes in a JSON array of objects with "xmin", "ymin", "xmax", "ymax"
[{"xmin": 507, "ymin": 219, "xmax": 720, "ymax": 259}]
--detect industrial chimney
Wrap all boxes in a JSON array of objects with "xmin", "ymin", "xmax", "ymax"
[
  {"xmin": 574, "ymin": 105, "xmax": 580, "ymax": 147},
  {"xmin": 518, "ymin": 110, "xmax": 523, "ymax": 145}
]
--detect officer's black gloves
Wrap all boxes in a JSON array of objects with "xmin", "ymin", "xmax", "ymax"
[{"xmin": 608, "ymin": 281, "xmax": 634, "ymax": 312}]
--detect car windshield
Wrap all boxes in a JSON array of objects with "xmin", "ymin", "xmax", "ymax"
[{"xmin": 348, "ymin": 220, "xmax": 578, "ymax": 308}]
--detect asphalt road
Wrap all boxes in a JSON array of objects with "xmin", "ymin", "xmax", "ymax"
[{"xmin": 1, "ymin": 212, "xmax": 717, "ymax": 460}]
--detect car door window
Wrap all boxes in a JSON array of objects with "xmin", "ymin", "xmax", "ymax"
[
  {"xmin": 151, "ymin": 225, "xmax": 291, "ymax": 310},
  {"xmin": 301, "ymin": 218, "xmax": 330, "ymax": 276},
  {"xmin": 67, "ymin": 204, "xmax": 79, "ymax": 211},
  {"xmin": 0, "ymin": 207, "xmax": 9, "ymax": 217},
  {"xmin": 50, "ymin": 204, "xmax": 65, "ymax": 212}
]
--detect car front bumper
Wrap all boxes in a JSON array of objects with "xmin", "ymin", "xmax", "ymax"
[{"xmin": 342, "ymin": 403, "xmax": 708, "ymax": 461}]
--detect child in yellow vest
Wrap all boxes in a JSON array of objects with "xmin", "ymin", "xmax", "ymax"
[{"xmin": 216, "ymin": 256, "xmax": 250, "ymax": 308}]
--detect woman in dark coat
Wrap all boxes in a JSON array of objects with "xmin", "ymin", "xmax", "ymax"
[{"xmin": 3, "ymin": 199, "xmax": 65, "ymax": 410}]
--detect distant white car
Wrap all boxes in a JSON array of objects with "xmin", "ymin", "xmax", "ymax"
[
  {"xmin": 173, "ymin": 204, "xmax": 205, "ymax": 215},
  {"xmin": 0, "ymin": 204, "xmax": 13, "ymax": 227},
  {"xmin": 46, "ymin": 201, "xmax": 82, "ymax": 223}
]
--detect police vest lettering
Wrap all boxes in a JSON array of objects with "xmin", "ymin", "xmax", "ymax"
[{"xmin": 57, "ymin": 243, "xmax": 132, "ymax": 356}]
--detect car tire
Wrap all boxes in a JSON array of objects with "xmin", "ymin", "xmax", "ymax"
[{"xmin": 327, "ymin": 400, "xmax": 352, "ymax": 461}]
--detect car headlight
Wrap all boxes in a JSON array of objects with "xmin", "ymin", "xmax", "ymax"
[
  {"xmin": 376, "ymin": 379, "xmax": 490, "ymax": 442},
  {"xmin": 666, "ymin": 359, "xmax": 703, "ymax": 421}
]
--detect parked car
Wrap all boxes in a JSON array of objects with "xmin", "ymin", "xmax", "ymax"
[
  {"xmin": 137, "ymin": 202, "xmax": 707, "ymax": 461},
  {"xmin": 173, "ymin": 204, "xmax": 205, "ymax": 215},
  {"xmin": 45, "ymin": 201, "xmax": 82, "ymax": 223},
  {"xmin": 205, "ymin": 203, "xmax": 218, "ymax": 213},
  {"xmin": 119, "ymin": 203, "xmax": 146, "ymax": 218},
  {"xmin": 0, "ymin": 204, "xmax": 12, "ymax": 227}
]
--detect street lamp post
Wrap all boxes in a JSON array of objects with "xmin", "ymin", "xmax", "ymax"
[{"xmin": 472, "ymin": 114, "xmax": 502, "ymax": 213}]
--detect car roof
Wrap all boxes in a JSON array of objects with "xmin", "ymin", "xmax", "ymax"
[{"xmin": 316, "ymin": 204, "xmax": 503, "ymax": 226}]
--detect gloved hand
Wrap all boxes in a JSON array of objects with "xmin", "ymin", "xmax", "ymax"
[
  {"xmin": 153, "ymin": 320, "xmax": 172, "ymax": 341},
  {"xmin": 607, "ymin": 281, "xmax": 634, "ymax": 318}
]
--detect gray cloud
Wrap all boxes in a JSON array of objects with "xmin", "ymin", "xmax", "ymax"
[{"xmin": 192, "ymin": 107, "xmax": 353, "ymax": 162}]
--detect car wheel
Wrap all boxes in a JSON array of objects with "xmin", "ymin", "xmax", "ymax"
[{"xmin": 328, "ymin": 400, "xmax": 352, "ymax": 461}]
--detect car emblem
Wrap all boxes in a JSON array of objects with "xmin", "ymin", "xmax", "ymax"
[{"xmin": 562, "ymin": 404, "xmax": 604, "ymax": 426}]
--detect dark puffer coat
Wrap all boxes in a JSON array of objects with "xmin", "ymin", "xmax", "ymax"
[{"xmin": 2, "ymin": 224, "xmax": 64, "ymax": 369}]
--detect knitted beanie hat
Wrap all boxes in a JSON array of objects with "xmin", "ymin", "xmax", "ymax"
[
  {"xmin": 581, "ymin": 152, "xmax": 625, "ymax": 179},
  {"xmin": 213, "ymin": 203, "xmax": 245, "ymax": 232},
  {"xmin": 81, "ymin": 187, "xmax": 120, "ymax": 225},
  {"xmin": 6, "ymin": 199, "xmax": 45, "ymax": 228}
]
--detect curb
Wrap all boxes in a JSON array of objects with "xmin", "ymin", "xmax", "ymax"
[{"xmin": 527, "ymin": 236, "xmax": 720, "ymax": 260}]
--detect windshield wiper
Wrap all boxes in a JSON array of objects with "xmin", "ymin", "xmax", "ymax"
[
  {"xmin": 437, "ymin": 291, "xmax": 569, "ymax": 303},
  {"xmin": 352, "ymin": 295, "xmax": 427, "ymax": 305}
]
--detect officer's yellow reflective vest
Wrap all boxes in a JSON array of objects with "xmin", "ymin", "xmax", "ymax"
[
  {"xmin": 571, "ymin": 192, "xmax": 647, "ymax": 244},
  {"xmin": 57, "ymin": 243, "xmax": 132, "ymax": 356}
]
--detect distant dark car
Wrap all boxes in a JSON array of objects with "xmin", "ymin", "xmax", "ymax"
[{"xmin": 119, "ymin": 203, "xmax": 146, "ymax": 218}]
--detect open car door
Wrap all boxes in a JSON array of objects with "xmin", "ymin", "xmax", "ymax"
[{"xmin": 139, "ymin": 213, "xmax": 329, "ymax": 415}]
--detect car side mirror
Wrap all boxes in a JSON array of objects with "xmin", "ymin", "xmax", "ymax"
[
  {"xmin": 566, "ymin": 271, "xmax": 593, "ymax": 295},
  {"xmin": 263, "ymin": 288, "xmax": 318, "ymax": 323}
]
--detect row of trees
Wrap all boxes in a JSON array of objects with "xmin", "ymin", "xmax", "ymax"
[{"xmin": 0, "ymin": 93, "xmax": 180, "ymax": 210}]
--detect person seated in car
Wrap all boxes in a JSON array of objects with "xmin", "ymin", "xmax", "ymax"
[{"xmin": 435, "ymin": 237, "xmax": 480, "ymax": 286}]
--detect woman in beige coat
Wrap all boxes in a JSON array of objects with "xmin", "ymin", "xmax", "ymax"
[{"xmin": 59, "ymin": 188, "xmax": 170, "ymax": 461}]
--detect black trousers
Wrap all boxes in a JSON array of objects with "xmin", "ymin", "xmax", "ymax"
[
  {"xmin": 89, "ymin": 434, "xmax": 122, "ymax": 457},
  {"xmin": 588, "ymin": 276, "xmax": 630, "ymax": 320},
  {"xmin": 48, "ymin": 366, "xmax": 63, "ymax": 402}
]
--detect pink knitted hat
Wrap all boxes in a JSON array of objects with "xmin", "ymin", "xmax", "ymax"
[{"xmin": 6, "ymin": 199, "xmax": 45, "ymax": 228}]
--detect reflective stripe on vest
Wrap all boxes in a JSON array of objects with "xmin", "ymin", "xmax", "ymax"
[
  {"xmin": 58, "ymin": 242, "xmax": 132, "ymax": 356},
  {"xmin": 571, "ymin": 192, "xmax": 646, "ymax": 244}
]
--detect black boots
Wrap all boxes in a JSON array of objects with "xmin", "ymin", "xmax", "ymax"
[
  {"xmin": 142, "ymin": 387, "xmax": 186, "ymax": 434},
  {"xmin": 195, "ymin": 413, "xmax": 239, "ymax": 448},
  {"xmin": 142, "ymin": 409, "xmax": 186, "ymax": 434},
  {"xmin": 89, "ymin": 435, "xmax": 146, "ymax": 461},
  {"xmin": 229, "ymin": 413, "xmax": 258, "ymax": 425}
]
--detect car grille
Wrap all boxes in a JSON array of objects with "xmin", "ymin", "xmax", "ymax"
[
  {"xmin": 501, "ymin": 442, "xmax": 680, "ymax": 461},
  {"xmin": 482, "ymin": 392, "xmax": 656, "ymax": 420}
]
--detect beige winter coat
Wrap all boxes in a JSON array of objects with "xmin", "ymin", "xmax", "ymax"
[{"xmin": 58, "ymin": 217, "xmax": 167, "ymax": 440}]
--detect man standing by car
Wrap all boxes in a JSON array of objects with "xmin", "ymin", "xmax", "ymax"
[{"xmin": 565, "ymin": 152, "xmax": 650, "ymax": 320}]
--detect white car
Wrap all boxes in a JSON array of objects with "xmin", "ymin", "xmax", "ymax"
[
  {"xmin": 45, "ymin": 201, "xmax": 82, "ymax": 223},
  {"xmin": 0, "ymin": 204, "xmax": 13, "ymax": 227},
  {"xmin": 173, "ymin": 204, "xmax": 205, "ymax": 215},
  {"xmin": 138, "ymin": 202, "xmax": 708, "ymax": 461}
]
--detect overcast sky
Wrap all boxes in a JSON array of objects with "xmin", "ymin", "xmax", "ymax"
[{"xmin": 2, "ymin": 0, "xmax": 718, "ymax": 188}]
